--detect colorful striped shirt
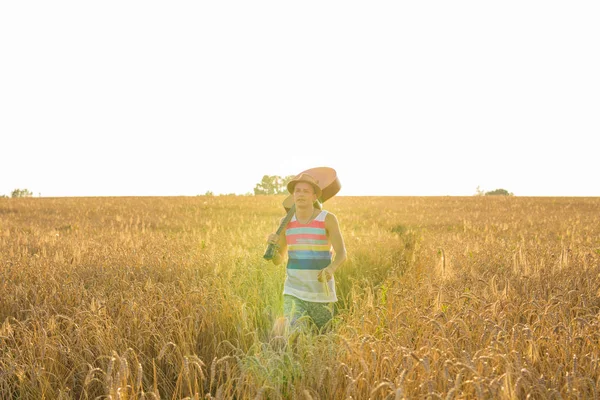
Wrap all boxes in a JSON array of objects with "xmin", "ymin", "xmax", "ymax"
[{"xmin": 283, "ymin": 210, "xmax": 337, "ymax": 302}]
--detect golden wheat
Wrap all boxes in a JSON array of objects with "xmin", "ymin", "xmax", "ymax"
[{"xmin": 0, "ymin": 195, "xmax": 599, "ymax": 398}]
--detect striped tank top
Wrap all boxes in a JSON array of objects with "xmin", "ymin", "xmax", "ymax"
[{"xmin": 283, "ymin": 210, "xmax": 337, "ymax": 302}]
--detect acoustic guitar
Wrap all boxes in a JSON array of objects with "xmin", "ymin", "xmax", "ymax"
[{"xmin": 263, "ymin": 167, "xmax": 341, "ymax": 260}]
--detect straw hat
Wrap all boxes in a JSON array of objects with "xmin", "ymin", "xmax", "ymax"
[{"xmin": 287, "ymin": 173, "xmax": 322, "ymax": 198}]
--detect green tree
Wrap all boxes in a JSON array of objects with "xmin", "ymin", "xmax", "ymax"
[
  {"xmin": 485, "ymin": 188, "xmax": 513, "ymax": 196},
  {"xmin": 11, "ymin": 188, "xmax": 33, "ymax": 198},
  {"xmin": 253, "ymin": 175, "xmax": 295, "ymax": 195}
]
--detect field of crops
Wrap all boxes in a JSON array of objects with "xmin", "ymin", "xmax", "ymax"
[{"xmin": 1, "ymin": 195, "xmax": 599, "ymax": 399}]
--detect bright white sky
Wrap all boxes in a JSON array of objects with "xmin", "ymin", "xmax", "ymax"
[{"xmin": 1, "ymin": 1, "xmax": 598, "ymax": 197}]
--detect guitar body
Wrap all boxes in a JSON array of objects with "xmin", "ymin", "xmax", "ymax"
[
  {"xmin": 264, "ymin": 166, "xmax": 341, "ymax": 260},
  {"xmin": 282, "ymin": 166, "xmax": 341, "ymax": 211}
]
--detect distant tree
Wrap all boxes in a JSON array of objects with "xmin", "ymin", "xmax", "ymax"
[
  {"xmin": 283, "ymin": 175, "xmax": 295, "ymax": 191},
  {"xmin": 0, "ymin": 194, "xmax": 7, "ymax": 198},
  {"xmin": 11, "ymin": 188, "xmax": 33, "ymax": 198},
  {"xmin": 485, "ymin": 188, "xmax": 514, "ymax": 196},
  {"xmin": 474, "ymin": 185, "xmax": 485, "ymax": 196},
  {"xmin": 253, "ymin": 175, "xmax": 295, "ymax": 195}
]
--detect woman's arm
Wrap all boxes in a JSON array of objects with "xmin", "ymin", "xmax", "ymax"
[
  {"xmin": 267, "ymin": 217, "xmax": 288, "ymax": 265},
  {"xmin": 318, "ymin": 212, "xmax": 347, "ymax": 281}
]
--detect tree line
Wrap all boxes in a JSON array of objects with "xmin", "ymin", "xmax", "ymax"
[
  {"xmin": 2, "ymin": 181, "xmax": 514, "ymax": 198},
  {"xmin": 253, "ymin": 175, "xmax": 295, "ymax": 195},
  {"xmin": 475, "ymin": 186, "xmax": 514, "ymax": 196},
  {"xmin": 0, "ymin": 189, "xmax": 34, "ymax": 198}
]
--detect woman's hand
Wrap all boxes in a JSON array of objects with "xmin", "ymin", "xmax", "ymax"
[
  {"xmin": 317, "ymin": 266, "xmax": 335, "ymax": 282},
  {"xmin": 267, "ymin": 233, "xmax": 280, "ymax": 246}
]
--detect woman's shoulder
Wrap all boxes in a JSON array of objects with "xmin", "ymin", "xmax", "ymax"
[
  {"xmin": 323, "ymin": 210, "xmax": 339, "ymax": 222},
  {"xmin": 317, "ymin": 209, "xmax": 333, "ymax": 220}
]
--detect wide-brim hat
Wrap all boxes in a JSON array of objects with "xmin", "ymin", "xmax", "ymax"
[{"xmin": 287, "ymin": 173, "xmax": 322, "ymax": 198}]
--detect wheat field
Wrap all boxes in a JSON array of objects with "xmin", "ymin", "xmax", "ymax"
[{"xmin": 1, "ymin": 195, "xmax": 599, "ymax": 399}]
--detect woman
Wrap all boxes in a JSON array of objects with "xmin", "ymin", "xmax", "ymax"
[{"xmin": 267, "ymin": 173, "xmax": 347, "ymax": 331}]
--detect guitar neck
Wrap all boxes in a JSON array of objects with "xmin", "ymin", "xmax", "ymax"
[{"xmin": 275, "ymin": 204, "xmax": 296, "ymax": 235}]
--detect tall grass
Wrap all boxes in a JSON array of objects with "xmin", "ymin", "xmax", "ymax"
[{"xmin": 1, "ymin": 195, "xmax": 599, "ymax": 398}]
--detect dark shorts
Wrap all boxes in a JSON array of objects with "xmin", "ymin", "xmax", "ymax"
[{"xmin": 283, "ymin": 295, "xmax": 334, "ymax": 331}]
